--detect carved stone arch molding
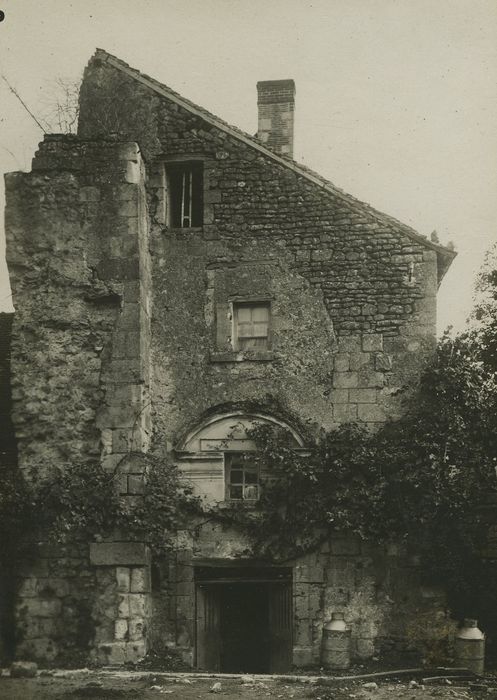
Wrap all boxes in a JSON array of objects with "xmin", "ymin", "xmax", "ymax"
[{"xmin": 175, "ymin": 410, "xmax": 305, "ymax": 504}]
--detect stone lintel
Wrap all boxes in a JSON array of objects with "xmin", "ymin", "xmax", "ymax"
[{"xmin": 90, "ymin": 542, "xmax": 150, "ymax": 566}]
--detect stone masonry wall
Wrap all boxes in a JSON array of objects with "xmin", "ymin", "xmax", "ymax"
[
  {"xmin": 78, "ymin": 53, "xmax": 447, "ymax": 452},
  {"xmin": 78, "ymin": 53, "xmax": 455, "ymax": 664},
  {"xmin": 3, "ymin": 50, "xmax": 455, "ymax": 666},
  {"xmin": 148, "ymin": 524, "xmax": 454, "ymax": 668},
  {"xmin": 5, "ymin": 134, "xmax": 153, "ymax": 664}
]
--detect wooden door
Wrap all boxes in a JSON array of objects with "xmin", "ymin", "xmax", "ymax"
[
  {"xmin": 196, "ymin": 585, "xmax": 221, "ymax": 670},
  {"xmin": 268, "ymin": 583, "xmax": 293, "ymax": 672}
]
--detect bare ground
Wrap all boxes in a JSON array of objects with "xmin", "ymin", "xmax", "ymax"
[{"xmin": 1, "ymin": 673, "xmax": 497, "ymax": 700}]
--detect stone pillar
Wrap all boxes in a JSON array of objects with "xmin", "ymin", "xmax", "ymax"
[
  {"xmin": 90, "ymin": 542, "xmax": 151, "ymax": 664},
  {"xmin": 95, "ymin": 142, "xmax": 152, "ymax": 472}
]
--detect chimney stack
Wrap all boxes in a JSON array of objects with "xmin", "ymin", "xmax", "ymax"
[{"xmin": 257, "ymin": 80, "xmax": 295, "ymax": 158}]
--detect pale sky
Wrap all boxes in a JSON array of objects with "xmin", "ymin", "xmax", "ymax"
[{"xmin": 1, "ymin": 0, "xmax": 496, "ymax": 333}]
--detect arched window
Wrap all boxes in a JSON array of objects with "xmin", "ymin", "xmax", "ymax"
[{"xmin": 175, "ymin": 411, "xmax": 304, "ymax": 504}]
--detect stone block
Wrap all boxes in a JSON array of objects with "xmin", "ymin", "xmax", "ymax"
[
  {"xmin": 311, "ymin": 248, "xmax": 333, "ymax": 262},
  {"xmin": 338, "ymin": 335, "xmax": 361, "ymax": 353},
  {"xmin": 359, "ymin": 371, "xmax": 386, "ymax": 388},
  {"xmin": 362, "ymin": 334, "xmax": 383, "ymax": 352},
  {"xmin": 79, "ymin": 186, "xmax": 100, "ymax": 202},
  {"xmin": 295, "ymin": 565, "xmax": 309, "ymax": 583},
  {"xmin": 118, "ymin": 199, "xmax": 138, "ymax": 218},
  {"xmin": 333, "ymin": 372, "xmax": 358, "ymax": 389},
  {"xmin": 18, "ymin": 578, "xmax": 38, "ymax": 598},
  {"xmin": 126, "ymin": 641, "xmax": 147, "ymax": 663},
  {"xmin": 130, "ymin": 567, "xmax": 151, "ymax": 593},
  {"xmin": 102, "ymin": 454, "xmax": 124, "ymax": 473},
  {"xmin": 98, "ymin": 641, "xmax": 126, "ymax": 665},
  {"xmin": 324, "ymin": 587, "xmax": 350, "ymax": 606},
  {"xmin": 114, "ymin": 619, "xmax": 128, "ymax": 640},
  {"xmin": 23, "ymin": 598, "xmax": 62, "ymax": 618},
  {"xmin": 112, "ymin": 428, "xmax": 131, "ymax": 453},
  {"xmin": 295, "ymin": 595, "xmax": 309, "ymax": 619},
  {"xmin": 295, "ymin": 619, "xmax": 312, "ymax": 646},
  {"xmin": 176, "ymin": 595, "xmax": 195, "ymax": 620},
  {"xmin": 116, "ymin": 567, "xmax": 131, "ymax": 592},
  {"xmin": 349, "ymin": 352, "xmax": 370, "ymax": 371},
  {"xmin": 375, "ymin": 352, "xmax": 393, "ymax": 373},
  {"xmin": 128, "ymin": 617, "xmax": 145, "ymax": 641},
  {"xmin": 358, "ymin": 403, "xmax": 387, "ymax": 423},
  {"xmin": 308, "ymin": 566, "xmax": 325, "ymax": 583},
  {"xmin": 129, "ymin": 593, "xmax": 148, "ymax": 617},
  {"xmin": 175, "ymin": 564, "xmax": 194, "ymax": 583},
  {"xmin": 348, "ymin": 388, "xmax": 377, "ymax": 403},
  {"xmin": 333, "ymin": 404, "xmax": 358, "ymax": 422},
  {"xmin": 117, "ymin": 594, "xmax": 130, "ymax": 618},
  {"xmin": 332, "ymin": 389, "xmax": 349, "ymax": 404},
  {"xmin": 308, "ymin": 586, "xmax": 322, "ymax": 615},
  {"xmin": 118, "ymin": 454, "xmax": 147, "ymax": 474},
  {"xmin": 292, "ymin": 646, "xmax": 313, "ymax": 667},
  {"xmin": 334, "ymin": 354, "xmax": 350, "ymax": 372},
  {"xmin": 90, "ymin": 542, "xmax": 150, "ymax": 566},
  {"xmin": 176, "ymin": 581, "xmax": 194, "ymax": 596}
]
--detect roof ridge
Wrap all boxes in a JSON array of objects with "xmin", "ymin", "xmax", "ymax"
[{"xmin": 92, "ymin": 48, "xmax": 456, "ymax": 263}]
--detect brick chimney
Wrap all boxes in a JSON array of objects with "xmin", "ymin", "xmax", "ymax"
[{"xmin": 257, "ymin": 80, "xmax": 295, "ymax": 158}]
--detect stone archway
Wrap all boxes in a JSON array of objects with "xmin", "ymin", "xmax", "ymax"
[{"xmin": 175, "ymin": 410, "xmax": 304, "ymax": 505}]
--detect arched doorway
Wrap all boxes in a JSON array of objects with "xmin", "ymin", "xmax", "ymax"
[{"xmin": 175, "ymin": 411, "xmax": 304, "ymax": 672}]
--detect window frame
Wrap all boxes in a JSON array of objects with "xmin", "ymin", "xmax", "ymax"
[
  {"xmin": 165, "ymin": 160, "xmax": 204, "ymax": 229},
  {"xmin": 232, "ymin": 300, "xmax": 271, "ymax": 352},
  {"xmin": 224, "ymin": 452, "xmax": 260, "ymax": 502}
]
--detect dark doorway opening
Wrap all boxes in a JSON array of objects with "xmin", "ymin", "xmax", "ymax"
[
  {"xmin": 220, "ymin": 583, "xmax": 269, "ymax": 673},
  {"xmin": 195, "ymin": 565, "xmax": 292, "ymax": 673}
]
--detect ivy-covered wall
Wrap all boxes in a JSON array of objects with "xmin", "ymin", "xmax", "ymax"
[{"xmin": 3, "ymin": 49, "xmax": 455, "ymax": 667}]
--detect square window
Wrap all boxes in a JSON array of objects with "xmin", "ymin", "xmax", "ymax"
[
  {"xmin": 166, "ymin": 162, "xmax": 203, "ymax": 228},
  {"xmin": 225, "ymin": 454, "xmax": 260, "ymax": 501},
  {"xmin": 233, "ymin": 302, "xmax": 270, "ymax": 351}
]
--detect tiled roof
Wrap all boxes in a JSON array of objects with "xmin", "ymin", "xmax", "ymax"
[{"xmin": 93, "ymin": 49, "xmax": 456, "ymax": 280}]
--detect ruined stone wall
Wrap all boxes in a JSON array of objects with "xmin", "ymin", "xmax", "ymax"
[
  {"xmin": 5, "ymin": 135, "xmax": 151, "ymax": 476},
  {"xmin": 5, "ymin": 134, "xmax": 153, "ymax": 664}
]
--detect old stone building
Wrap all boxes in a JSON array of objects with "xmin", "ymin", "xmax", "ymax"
[{"xmin": 3, "ymin": 50, "xmax": 456, "ymax": 671}]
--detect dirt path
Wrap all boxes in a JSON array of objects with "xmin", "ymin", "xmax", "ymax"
[{"xmin": 1, "ymin": 674, "xmax": 497, "ymax": 700}]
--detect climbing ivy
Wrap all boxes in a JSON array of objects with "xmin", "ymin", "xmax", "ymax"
[
  {"xmin": 213, "ymin": 328, "xmax": 497, "ymax": 629},
  {"xmin": 0, "ymin": 454, "xmax": 198, "ymax": 562}
]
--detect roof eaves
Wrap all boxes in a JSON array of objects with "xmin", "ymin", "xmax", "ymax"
[{"xmin": 93, "ymin": 49, "xmax": 457, "ymax": 278}]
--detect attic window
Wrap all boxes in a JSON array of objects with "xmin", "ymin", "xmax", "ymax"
[
  {"xmin": 166, "ymin": 161, "xmax": 203, "ymax": 228},
  {"xmin": 233, "ymin": 301, "xmax": 270, "ymax": 351},
  {"xmin": 225, "ymin": 453, "xmax": 260, "ymax": 501}
]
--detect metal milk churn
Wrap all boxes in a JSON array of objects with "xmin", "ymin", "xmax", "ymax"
[
  {"xmin": 321, "ymin": 612, "xmax": 351, "ymax": 670},
  {"xmin": 454, "ymin": 618, "xmax": 485, "ymax": 674}
]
